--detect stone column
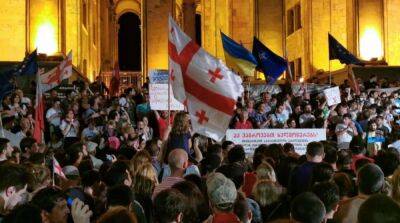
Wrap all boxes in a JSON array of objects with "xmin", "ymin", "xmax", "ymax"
[{"xmin": 183, "ymin": 0, "xmax": 196, "ymax": 40}]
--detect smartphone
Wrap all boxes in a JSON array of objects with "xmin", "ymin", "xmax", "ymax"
[{"xmin": 67, "ymin": 197, "xmax": 74, "ymax": 207}]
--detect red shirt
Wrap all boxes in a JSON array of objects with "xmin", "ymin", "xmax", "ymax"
[
  {"xmin": 351, "ymin": 154, "xmax": 374, "ymax": 171},
  {"xmin": 157, "ymin": 116, "xmax": 173, "ymax": 138},
  {"xmin": 242, "ymin": 172, "xmax": 257, "ymax": 197},
  {"xmin": 211, "ymin": 213, "xmax": 241, "ymax": 223},
  {"xmin": 234, "ymin": 120, "xmax": 253, "ymax": 129}
]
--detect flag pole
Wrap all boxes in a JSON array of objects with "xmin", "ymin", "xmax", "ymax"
[
  {"xmin": 168, "ymin": 72, "xmax": 171, "ymax": 128},
  {"xmin": 52, "ymin": 156, "xmax": 55, "ymax": 186},
  {"xmin": 0, "ymin": 114, "xmax": 4, "ymax": 138}
]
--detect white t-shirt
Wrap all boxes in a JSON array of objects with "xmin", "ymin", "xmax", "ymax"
[
  {"xmin": 60, "ymin": 120, "xmax": 79, "ymax": 137},
  {"xmin": 46, "ymin": 108, "xmax": 61, "ymax": 126},
  {"xmin": 335, "ymin": 123, "xmax": 354, "ymax": 149}
]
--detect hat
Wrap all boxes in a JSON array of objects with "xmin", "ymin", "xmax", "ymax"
[
  {"xmin": 108, "ymin": 137, "xmax": 120, "ymax": 150},
  {"xmin": 62, "ymin": 165, "xmax": 80, "ymax": 178},
  {"xmin": 86, "ymin": 141, "xmax": 98, "ymax": 153},
  {"xmin": 206, "ymin": 172, "xmax": 237, "ymax": 209}
]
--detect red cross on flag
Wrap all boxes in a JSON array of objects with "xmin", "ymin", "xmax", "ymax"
[
  {"xmin": 40, "ymin": 51, "xmax": 73, "ymax": 92},
  {"xmin": 168, "ymin": 16, "xmax": 243, "ymax": 141}
]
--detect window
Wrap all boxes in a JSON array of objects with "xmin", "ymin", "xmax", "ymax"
[
  {"xmin": 288, "ymin": 58, "xmax": 302, "ymax": 81},
  {"xmin": 82, "ymin": 0, "xmax": 88, "ymax": 28},
  {"xmin": 287, "ymin": 4, "xmax": 301, "ymax": 36}
]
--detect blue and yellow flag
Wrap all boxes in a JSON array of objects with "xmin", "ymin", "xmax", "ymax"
[{"xmin": 221, "ymin": 32, "xmax": 258, "ymax": 76}]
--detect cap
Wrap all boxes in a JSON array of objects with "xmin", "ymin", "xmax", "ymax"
[
  {"xmin": 206, "ymin": 172, "xmax": 237, "ymax": 209},
  {"xmin": 62, "ymin": 165, "xmax": 80, "ymax": 178},
  {"xmin": 108, "ymin": 136, "xmax": 120, "ymax": 150}
]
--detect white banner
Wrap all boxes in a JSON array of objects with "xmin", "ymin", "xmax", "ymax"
[
  {"xmin": 149, "ymin": 69, "xmax": 184, "ymax": 111},
  {"xmin": 226, "ymin": 128, "xmax": 326, "ymax": 155},
  {"xmin": 149, "ymin": 84, "xmax": 184, "ymax": 111},
  {"xmin": 324, "ymin": 86, "xmax": 341, "ymax": 106}
]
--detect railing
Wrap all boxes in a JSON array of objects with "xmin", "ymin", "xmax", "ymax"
[{"xmin": 101, "ymin": 71, "xmax": 142, "ymax": 93}]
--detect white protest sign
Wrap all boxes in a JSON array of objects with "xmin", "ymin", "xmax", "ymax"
[
  {"xmin": 149, "ymin": 70, "xmax": 184, "ymax": 111},
  {"xmin": 226, "ymin": 128, "xmax": 326, "ymax": 155},
  {"xmin": 324, "ymin": 86, "xmax": 341, "ymax": 106}
]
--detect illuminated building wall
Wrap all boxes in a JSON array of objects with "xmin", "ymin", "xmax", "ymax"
[{"xmin": 2, "ymin": 0, "xmax": 400, "ymax": 82}]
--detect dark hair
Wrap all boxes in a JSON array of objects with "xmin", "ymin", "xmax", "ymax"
[
  {"xmin": 375, "ymin": 150, "xmax": 400, "ymax": 177},
  {"xmin": 227, "ymin": 145, "xmax": 246, "ymax": 164},
  {"xmin": 0, "ymin": 138, "xmax": 10, "ymax": 154},
  {"xmin": 283, "ymin": 143, "xmax": 295, "ymax": 153},
  {"xmin": 0, "ymin": 163, "xmax": 31, "ymax": 192},
  {"xmin": 355, "ymin": 158, "xmax": 373, "ymax": 171},
  {"xmin": 98, "ymin": 206, "xmax": 137, "ymax": 223},
  {"xmin": 216, "ymin": 163, "xmax": 245, "ymax": 189},
  {"xmin": 291, "ymin": 192, "xmax": 326, "ymax": 223},
  {"xmin": 81, "ymin": 170, "xmax": 101, "ymax": 188},
  {"xmin": 145, "ymin": 138, "xmax": 160, "ymax": 157},
  {"xmin": 334, "ymin": 172, "xmax": 355, "ymax": 199},
  {"xmin": 2, "ymin": 204, "xmax": 42, "ymax": 223},
  {"xmin": 358, "ymin": 194, "xmax": 400, "ymax": 223},
  {"xmin": 200, "ymin": 154, "xmax": 221, "ymax": 176},
  {"xmin": 343, "ymin": 113, "xmax": 352, "ymax": 119},
  {"xmin": 323, "ymin": 144, "xmax": 338, "ymax": 164},
  {"xmin": 107, "ymin": 185, "xmax": 134, "ymax": 207},
  {"xmin": 153, "ymin": 189, "xmax": 187, "ymax": 223},
  {"xmin": 306, "ymin": 142, "xmax": 324, "ymax": 157},
  {"xmin": 31, "ymin": 187, "xmax": 66, "ymax": 213},
  {"xmin": 172, "ymin": 180, "xmax": 210, "ymax": 222},
  {"xmin": 350, "ymin": 136, "xmax": 366, "ymax": 155},
  {"xmin": 358, "ymin": 164, "xmax": 385, "ymax": 195},
  {"xmin": 233, "ymin": 192, "xmax": 250, "ymax": 223},
  {"xmin": 222, "ymin": 141, "xmax": 234, "ymax": 151},
  {"xmin": 337, "ymin": 150, "xmax": 352, "ymax": 169},
  {"xmin": 104, "ymin": 161, "xmax": 130, "ymax": 187},
  {"xmin": 108, "ymin": 110, "xmax": 119, "ymax": 121},
  {"xmin": 311, "ymin": 162, "xmax": 335, "ymax": 185},
  {"xmin": 207, "ymin": 144, "xmax": 222, "ymax": 156},
  {"xmin": 312, "ymin": 182, "xmax": 340, "ymax": 213},
  {"xmin": 19, "ymin": 137, "xmax": 36, "ymax": 153}
]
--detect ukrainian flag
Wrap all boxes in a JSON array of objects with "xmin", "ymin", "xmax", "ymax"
[{"xmin": 221, "ymin": 32, "xmax": 258, "ymax": 76}]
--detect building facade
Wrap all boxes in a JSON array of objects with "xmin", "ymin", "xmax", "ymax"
[{"xmin": 0, "ymin": 0, "xmax": 399, "ymax": 83}]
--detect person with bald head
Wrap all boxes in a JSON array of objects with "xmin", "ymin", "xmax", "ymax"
[{"xmin": 152, "ymin": 149, "xmax": 188, "ymax": 199}]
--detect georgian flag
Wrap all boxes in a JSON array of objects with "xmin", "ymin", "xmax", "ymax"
[
  {"xmin": 168, "ymin": 16, "xmax": 243, "ymax": 141},
  {"xmin": 53, "ymin": 156, "xmax": 66, "ymax": 178},
  {"xmin": 40, "ymin": 51, "xmax": 73, "ymax": 92}
]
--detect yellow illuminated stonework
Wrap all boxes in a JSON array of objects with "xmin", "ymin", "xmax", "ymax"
[
  {"xmin": 35, "ymin": 22, "xmax": 58, "ymax": 55},
  {"xmin": 1, "ymin": 0, "xmax": 400, "ymax": 82},
  {"xmin": 360, "ymin": 27, "xmax": 383, "ymax": 60}
]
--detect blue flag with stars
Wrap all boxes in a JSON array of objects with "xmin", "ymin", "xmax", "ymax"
[
  {"xmin": 0, "ymin": 50, "xmax": 38, "ymax": 100},
  {"xmin": 329, "ymin": 34, "xmax": 364, "ymax": 66},
  {"xmin": 252, "ymin": 37, "xmax": 287, "ymax": 84}
]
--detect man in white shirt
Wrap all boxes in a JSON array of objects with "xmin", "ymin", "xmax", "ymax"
[
  {"xmin": 299, "ymin": 104, "xmax": 316, "ymax": 128},
  {"xmin": 46, "ymin": 100, "xmax": 62, "ymax": 127},
  {"xmin": 335, "ymin": 114, "xmax": 358, "ymax": 150}
]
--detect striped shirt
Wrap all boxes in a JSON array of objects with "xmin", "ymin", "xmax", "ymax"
[{"xmin": 152, "ymin": 177, "xmax": 183, "ymax": 200}]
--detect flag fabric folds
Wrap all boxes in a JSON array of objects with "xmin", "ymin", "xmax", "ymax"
[
  {"xmin": 329, "ymin": 34, "xmax": 364, "ymax": 66},
  {"xmin": 33, "ymin": 69, "xmax": 45, "ymax": 144},
  {"xmin": 221, "ymin": 32, "xmax": 258, "ymax": 76},
  {"xmin": 0, "ymin": 50, "xmax": 38, "ymax": 100},
  {"xmin": 53, "ymin": 156, "xmax": 66, "ymax": 178},
  {"xmin": 15, "ymin": 49, "xmax": 39, "ymax": 76},
  {"xmin": 40, "ymin": 51, "xmax": 73, "ymax": 92},
  {"xmin": 252, "ymin": 37, "xmax": 287, "ymax": 84},
  {"xmin": 168, "ymin": 16, "xmax": 243, "ymax": 141}
]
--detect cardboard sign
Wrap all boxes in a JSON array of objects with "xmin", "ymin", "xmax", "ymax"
[
  {"xmin": 149, "ymin": 70, "xmax": 184, "ymax": 111},
  {"xmin": 324, "ymin": 86, "xmax": 341, "ymax": 106},
  {"xmin": 226, "ymin": 128, "xmax": 327, "ymax": 155}
]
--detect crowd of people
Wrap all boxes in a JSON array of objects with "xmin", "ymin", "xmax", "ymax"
[{"xmin": 0, "ymin": 74, "xmax": 400, "ymax": 223}]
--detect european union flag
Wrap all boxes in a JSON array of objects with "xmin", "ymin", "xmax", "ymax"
[
  {"xmin": 221, "ymin": 32, "xmax": 258, "ymax": 76},
  {"xmin": 15, "ymin": 49, "xmax": 38, "ymax": 76},
  {"xmin": 329, "ymin": 34, "xmax": 364, "ymax": 66},
  {"xmin": 252, "ymin": 37, "xmax": 287, "ymax": 84},
  {"xmin": 0, "ymin": 50, "xmax": 38, "ymax": 100}
]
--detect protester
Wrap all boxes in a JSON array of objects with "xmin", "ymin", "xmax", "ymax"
[{"xmin": 0, "ymin": 68, "xmax": 400, "ymax": 223}]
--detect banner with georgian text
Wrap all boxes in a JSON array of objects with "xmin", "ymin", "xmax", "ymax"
[{"xmin": 226, "ymin": 129, "xmax": 326, "ymax": 155}]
